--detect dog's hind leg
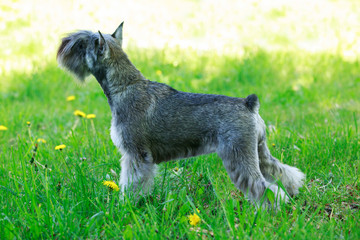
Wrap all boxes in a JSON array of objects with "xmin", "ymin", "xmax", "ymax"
[
  {"xmin": 119, "ymin": 152, "xmax": 157, "ymax": 198},
  {"xmin": 217, "ymin": 139, "xmax": 288, "ymax": 209},
  {"xmin": 258, "ymin": 137, "xmax": 305, "ymax": 196}
]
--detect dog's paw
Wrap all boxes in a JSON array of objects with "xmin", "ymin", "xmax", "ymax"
[{"xmin": 281, "ymin": 165, "xmax": 305, "ymax": 196}]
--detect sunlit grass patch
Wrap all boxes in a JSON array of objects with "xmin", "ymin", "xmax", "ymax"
[{"xmin": 0, "ymin": 0, "xmax": 360, "ymax": 238}]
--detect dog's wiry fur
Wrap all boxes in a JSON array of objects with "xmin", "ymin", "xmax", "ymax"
[{"xmin": 57, "ymin": 22, "xmax": 305, "ymax": 209}]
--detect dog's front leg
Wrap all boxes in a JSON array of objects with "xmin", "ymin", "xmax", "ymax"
[{"xmin": 119, "ymin": 152, "xmax": 157, "ymax": 199}]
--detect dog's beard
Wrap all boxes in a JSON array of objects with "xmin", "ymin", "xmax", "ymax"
[{"xmin": 58, "ymin": 54, "xmax": 91, "ymax": 82}]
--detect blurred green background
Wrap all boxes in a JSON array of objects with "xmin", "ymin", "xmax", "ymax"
[
  {"xmin": 0, "ymin": 0, "xmax": 359, "ymax": 239},
  {"xmin": 1, "ymin": 0, "xmax": 360, "ymax": 78}
]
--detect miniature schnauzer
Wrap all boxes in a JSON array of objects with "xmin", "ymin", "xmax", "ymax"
[{"xmin": 57, "ymin": 22, "xmax": 305, "ymax": 208}]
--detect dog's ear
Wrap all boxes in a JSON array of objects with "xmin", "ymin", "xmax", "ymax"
[
  {"xmin": 98, "ymin": 31, "xmax": 109, "ymax": 58},
  {"xmin": 112, "ymin": 22, "xmax": 124, "ymax": 47}
]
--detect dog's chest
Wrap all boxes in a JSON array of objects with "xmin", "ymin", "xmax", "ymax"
[{"xmin": 110, "ymin": 120, "xmax": 126, "ymax": 154}]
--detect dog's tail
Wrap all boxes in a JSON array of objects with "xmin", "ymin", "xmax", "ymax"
[{"xmin": 245, "ymin": 94, "xmax": 260, "ymax": 113}]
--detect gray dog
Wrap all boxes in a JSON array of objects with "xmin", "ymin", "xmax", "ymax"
[{"xmin": 57, "ymin": 22, "xmax": 305, "ymax": 208}]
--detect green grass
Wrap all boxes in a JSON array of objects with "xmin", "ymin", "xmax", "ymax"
[
  {"xmin": 0, "ymin": 47, "xmax": 359, "ymax": 239},
  {"xmin": 1, "ymin": 0, "xmax": 360, "ymax": 238}
]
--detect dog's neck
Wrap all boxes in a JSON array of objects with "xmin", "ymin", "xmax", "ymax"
[{"xmin": 92, "ymin": 54, "xmax": 145, "ymax": 106}]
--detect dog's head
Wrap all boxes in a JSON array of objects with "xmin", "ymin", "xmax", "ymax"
[{"xmin": 57, "ymin": 22, "xmax": 124, "ymax": 81}]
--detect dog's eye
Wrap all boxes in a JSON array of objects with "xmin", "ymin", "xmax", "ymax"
[{"xmin": 78, "ymin": 42, "xmax": 84, "ymax": 50}]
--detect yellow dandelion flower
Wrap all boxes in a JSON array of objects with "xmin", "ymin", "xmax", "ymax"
[
  {"xmin": 74, "ymin": 110, "xmax": 86, "ymax": 118},
  {"xmin": 26, "ymin": 121, "xmax": 31, "ymax": 126},
  {"xmin": 103, "ymin": 181, "xmax": 120, "ymax": 191},
  {"xmin": 66, "ymin": 95, "xmax": 76, "ymax": 101},
  {"xmin": 156, "ymin": 70, "xmax": 162, "ymax": 76},
  {"xmin": 55, "ymin": 144, "xmax": 66, "ymax": 150},
  {"xmin": 188, "ymin": 212, "xmax": 201, "ymax": 226},
  {"xmin": 86, "ymin": 114, "xmax": 96, "ymax": 119},
  {"xmin": 272, "ymin": 143, "xmax": 275, "ymax": 147},
  {"xmin": 37, "ymin": 138, "xmax": 46, "ymax": 143},
  {"xmin": 173, "ymin": 167, "xmax": 183, "ymax": 176},
  {"xmin": 0, "ymin": 125, "xmax": 8, "ymax": 131}
]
